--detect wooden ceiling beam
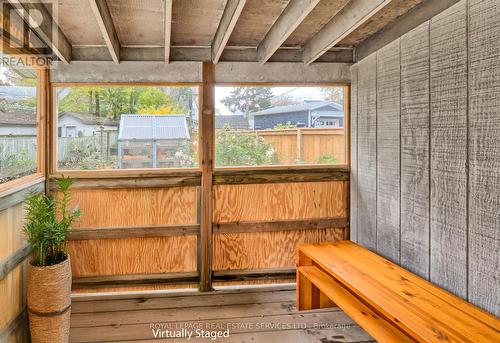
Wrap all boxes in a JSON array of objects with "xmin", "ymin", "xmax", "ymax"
[
  {"xmin": 257, "ymin": 0, "xmax": 320, "ymax": 64},
  {"xmin": 88, "ymin": 0, "xmax": 120, "ymax": 64},
  {"xmin": 164, "ymin": 0, "xmax": 173, "ymax": 63},
  {"xmin": 7, "ymin": 0, "xmax": 72, "ymax": 63},
  {"xmin": 302, "ymin": 0, "xmax": 392, "ymax": 65},
  {"xmin": 211, "ymin": 0, "xmax": 247, "ymax": 64}
]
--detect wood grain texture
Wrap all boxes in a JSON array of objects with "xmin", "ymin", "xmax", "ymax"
[
  {"xmin": 468, "ymin": 0, "xmax": 500, "ymax": 316},
  {"xmin": 68, "ymin": 236, "xmax": 197, "ymax": 278},
  {"xmin": 350, "ymin": 66, "xmax": 358, "ymax": 243},
  {"xmin": 429, "ymin": 0, "xmax": 468, "ymax": 298},
  {"xmin": 356, "ymin": 54, "xmax": 377, "ymax": 252},
  {"xmin": 376, "ymin": 39, "xmax": 401, "ymax": 263},
  {"xmin": 0, "ymin": 202, "xmax": 26, "ymax": 261},
  {"xmin": 67, "ymin": 187, "xmax": 198, "ymax": 228},
  {"xmin": 400, "ymin": 22, "xmax": 430, "ymax": 279},
  {"xmin": 213, "ymin": 181, "xmax": 348, "ymax": 223},
  {"xmin": 0, "ymin": 261, "xmax": 28, "ymax": 329},
  {"xmin": 213, "ymin": 167, "xmax": 349, "ymax": 185},
  {"xmin": 213, "ymin": 228, "xmax": 344, "ymax": 270}
]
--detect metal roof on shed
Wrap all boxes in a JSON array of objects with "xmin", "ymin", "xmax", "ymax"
[{"xmin": 118, "ymin": 114, "xmax": 190, "ymax": 141}]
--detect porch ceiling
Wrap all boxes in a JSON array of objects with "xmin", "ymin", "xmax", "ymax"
[{"xmin": 22, "ymin": 0, "xmax": 445, "ymax": 64}]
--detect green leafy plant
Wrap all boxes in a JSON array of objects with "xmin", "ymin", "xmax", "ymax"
[
  {"xmin": 23, "ymin": 177, "xmax": 82, "ymax": 267},
  {"xmin": 315, "ymin": 155, "xmax": 338, "ymax": 164}
]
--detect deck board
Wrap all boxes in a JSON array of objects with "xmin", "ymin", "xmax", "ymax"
[{"xmin": 70, "ymin": 285, "xmax": 373, "ymax": 342}]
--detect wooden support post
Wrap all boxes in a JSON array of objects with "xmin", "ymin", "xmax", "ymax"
[
  {"xmin": 296, "ymin": 128, "xmax": 302, "ymax": 162},
  {"xmin": 199, "ymin": 61, "xmax": 215, "ymax": 291}
]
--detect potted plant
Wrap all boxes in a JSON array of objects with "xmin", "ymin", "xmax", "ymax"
[{"xmin": 23, "ymin": 177, "xmax": 81, "ymax": 343}]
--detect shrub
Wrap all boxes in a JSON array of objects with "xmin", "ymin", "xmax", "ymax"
[
  {"xmin": 315, "ymin": 155, "xmax": 338, "ymax": 164},
  {"xmin": 23, "ymin": 177, "xmax": 82, "ymax": 266}
]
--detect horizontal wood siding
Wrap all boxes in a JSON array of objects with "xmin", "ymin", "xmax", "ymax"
[{"xmin": 350, "ymin": 0, "xmax": 500, "ymax": 316}]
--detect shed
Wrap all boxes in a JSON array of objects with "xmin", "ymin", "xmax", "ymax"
[{"xmin": 117, "ymin": 114, "xmax": 191, "ymax": 168}]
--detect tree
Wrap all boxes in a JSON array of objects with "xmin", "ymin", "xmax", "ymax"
[
  {"xmin": 319, "ymin": 87, "xmax": 344, "ymax": 104},
  {"xmin": 58, "ymin": 86, "xmax": 186, "ymax": 119},
  {"xmin": 221, "ymin": 87, "xmax": 273, "ymax": 118}
]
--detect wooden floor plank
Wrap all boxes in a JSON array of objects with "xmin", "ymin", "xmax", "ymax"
[
  {"xmin": 104, "ymin": 327, "xmax": 375, "ymax": 343},
  {"xmin": 71, "ymin": 301, "xmax": 339, "ymax": 328},
  {"xmin": 70, "ymin": 310, "xmax": 359, "ymax": 342},
  {"xmin": 72, "ymin": 290, "xmax": 296, "ymax": 313}
]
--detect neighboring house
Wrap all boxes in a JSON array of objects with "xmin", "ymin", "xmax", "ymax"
[
  {"xmin": 0, "ymin": 111, "xmax": 37, "ymax": 135},
  {"xmin": 58, "ymin": 112, "xmax": 118, "ymax": 138},
  {"xmin": 215, "ymin": 115, "xmax": 249, "ymax": 130},
  {"xmin": 250, "ymin": 101, "xmax": 344, "ymax": 129},
  {"xmin": 118, "ymin": 114, "xmax": 191, "ymax": 168}
]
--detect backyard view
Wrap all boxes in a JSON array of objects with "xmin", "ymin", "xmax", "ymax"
[
  {"xmin": 55, "ymin": 86, "xmax": 199, "ymax": 170},
  {"xmin": 0, "ymin": 64, "xmax": 38, "ymax": 184},
  {"xmin": 215, "ymin": 86, "xmax": 346, "ymax": 167},
  {"xmin": 51, "ymin": 85, "xmax": 346, "ymax": 171}
]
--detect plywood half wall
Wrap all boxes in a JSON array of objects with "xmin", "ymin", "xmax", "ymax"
[
  {"xmin": 64, "ymin": 176, "xmax": 349, "ymax": 293},
  {"xmin": 350, "ymin": 0, "xmax": 499, "ymax": 316}
]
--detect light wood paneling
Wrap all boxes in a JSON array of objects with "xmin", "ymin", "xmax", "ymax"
[
  {"xmin": 376, "ymin": 39, "xmax": 401, "ymax": 263},
  {"xmin": 400, "ymin": 22, "xmax": 430, "ymax": 279},
  {"xmin": 213, "ymin": 181, "xmax": 348, "ymax": 223},
  {"xmin": 0, "ymin": 203, "xmax": 26, "ymax": 263},
  {"xmin": 356, "ymin": 54, "xmax": 377, "ymax": 252},
  {"xmin": 468, "ymin": 0, "xmax": 500, "ymax": 316},
  {"xmin": 67, "ymin": 187, "xmax": 198, "ymax": 228},
  {"xmin": 0, "ymin": 261, "xmax": 28, "ymax": 328},
  {"xmin": 429, "ymin": 0, "xmax": 468, "ymax": 298},
  {"xmin": 68, "ymin": 236, "xmax": 198, "ymax": 278},
  {"xmin": 213, "ymin": 228, "xmax": 344, "ymax": 271}
]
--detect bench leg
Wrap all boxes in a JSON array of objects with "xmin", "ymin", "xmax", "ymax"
[{"xmin": 297, "ymin": 271, "xmax": 337, "ymax": 310}]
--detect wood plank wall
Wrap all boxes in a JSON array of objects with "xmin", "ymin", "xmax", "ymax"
[
  {"xmin": 67, "ymin": 187, "xmax": 199, "ymax": 279},
  {"xmin": 213, "ymin": 181, "xmax": 348, "ymax": 271},
  {"xmin": 350, "ymin": 0, "xmax": 500, "ymax": 316},
  {"xmin": 0, "ymin": 194, "xmax": 42, "ymax": 342}
]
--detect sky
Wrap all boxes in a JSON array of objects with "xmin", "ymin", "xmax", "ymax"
[{"xmin": 215, "ymin": 86, "xmax": 331, "ymax": 116}]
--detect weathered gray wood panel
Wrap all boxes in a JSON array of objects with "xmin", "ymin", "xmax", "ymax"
[
  {"xmin": 400, "ymin": 22, "xmax": 430, "ymax": 279},
  {"xmin": 376, "ymin": 39, "xmax": 401, "ymax": 263},
  {"xmin": 356, "ymin": 54, "xmax": 377, "ymax": 252},
  {"xmin": 468, "ymin": 0, "xmax": 500, "ymax": 316},
  {"xmin": 429, "ymin": 0, "xmax": 468, "ymax": 299},
  {"xmin": 350, "ymin": 65, "xmax": 358, "ymax": 243}
]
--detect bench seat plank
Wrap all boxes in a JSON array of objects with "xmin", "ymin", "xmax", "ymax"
[
  {"xmin": 298, "ymin": 266, "xmax": 414, "ymax": 343},
  {"xmin": 298, "ymin": 241, "xmax": 500, "ymax": 343}
]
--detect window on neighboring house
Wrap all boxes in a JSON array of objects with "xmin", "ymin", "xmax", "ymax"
[
  {"xmin": 0, "ymin": 61, "xmax": 39, "ymax": 185},
  {"xmin": 214, "ymin": 86, "xmax": 347, "ymax": 167},
  {"xmin": 54, "ymin": 85, "xmax": 200, "ymax": 171}
]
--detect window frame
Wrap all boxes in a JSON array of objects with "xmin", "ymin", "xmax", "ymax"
[
  {"xmin": 213, "ymin": 82, "xmax": 350, "ymax": 171},
  {"xmin": 49, "ymin": 82, "xmax": 203, "ymax": 178},
  {"xmin": 0, "ymin": 67, "xmax": 47, "ymax": 195}
]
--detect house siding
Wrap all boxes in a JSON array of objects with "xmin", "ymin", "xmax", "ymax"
[{"xmin": 254, "ymin": 110, "xmax": 310, "ymax": 129}]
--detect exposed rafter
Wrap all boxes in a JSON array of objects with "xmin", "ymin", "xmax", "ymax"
[
  {"xmin": 302, "ymin": 0, "xmax": 392, "ymax": 65},
  {"xmin": 164, "ymin": 0, "xmax": 173, "ymax": 63},
  {"xmin": 257, "ymin": 0, "xmax": 320, "ymax": 64},
  {"xmin": 88, "ymin": 0, "xmax": 120, "ymax": 64},
  {"xmin": 211, "ymin": 0, "xmax": 247, "ymax": 64},
  {"xmin": 7, "ymin": 0, "xmax": 72, "ymax": 63}
]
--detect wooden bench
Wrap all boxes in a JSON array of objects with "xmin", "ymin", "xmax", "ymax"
[{"xmin": 296, "ymin": 240, "xmax": 500, "ymax": 342}]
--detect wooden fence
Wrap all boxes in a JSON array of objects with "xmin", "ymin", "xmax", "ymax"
[
  {"xmin": 238, "ymin": 127, "xmax": 346, "ymax": 164},
  {"xmin": 0, "ymin": 136, "xmax": 37, "ymax": 181}
]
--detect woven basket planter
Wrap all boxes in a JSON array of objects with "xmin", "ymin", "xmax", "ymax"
[{"xmin": 28, "ymin": 256, "xmax": 72, "ymax": 343}]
